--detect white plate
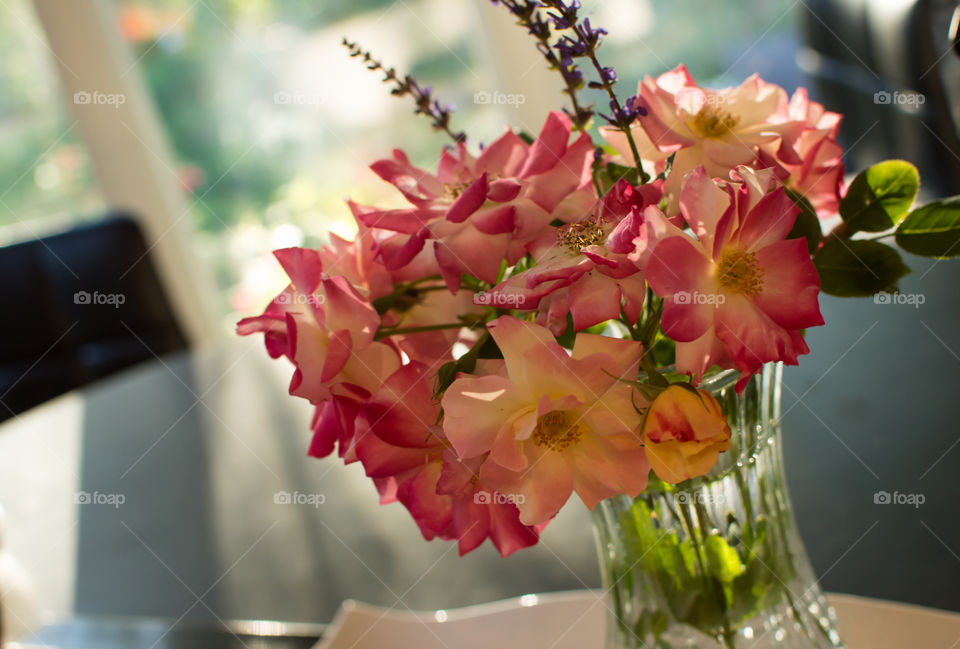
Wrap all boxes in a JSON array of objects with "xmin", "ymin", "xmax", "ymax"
[
  {"xmin": 314, "ymin": 591, "xmax": 605, "ymax": 649},
  {"xmin": 313, "ymin": 591, "xmax": 960, "ymax": 649}
]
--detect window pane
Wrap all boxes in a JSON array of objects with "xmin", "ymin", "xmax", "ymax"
[
  {"xmin": 114, "ymin": 0, "xmax": 505, "ymax": 325},
  {"xmin": 0, "ymin": 0, "xmax": 105, "ymax": 245},
  {"xmin": 115, "ymin": 0, "xmax": 800, "ymax": 327},
  {"xmin": 580, "ymin": 0, "xmax": 800, "ymax": 85}
]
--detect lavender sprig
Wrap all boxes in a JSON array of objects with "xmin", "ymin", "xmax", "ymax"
[
  {"xmin": 540, "ymin": 2, "xmax": 647, "ymax": 174},
  {"xmin": 491, "ymin": 1, "xmax": 593, "ymax": 130},
  {"xmin": 343, "ymin": 39, "xmax": 466, "ymax": 144}
]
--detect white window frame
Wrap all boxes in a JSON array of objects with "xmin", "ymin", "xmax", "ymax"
[
  {"xmin": 32, "ymin": 0, "xmax": 218, "ymax": 346},
  {"xmin": 27, "ymin": 0, "xmax": 565, "ymax": 350}
]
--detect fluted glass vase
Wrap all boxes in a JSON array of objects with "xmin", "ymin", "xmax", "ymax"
[{"xmin": 592, "ymin": 364, "xmax": 844, "ymax": 649}]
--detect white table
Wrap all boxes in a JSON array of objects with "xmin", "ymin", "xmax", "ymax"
[{"xmin": 313, "ymin": 590, "xmax": 960, "ymax": 649}]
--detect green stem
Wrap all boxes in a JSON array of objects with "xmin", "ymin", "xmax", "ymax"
[
  {"xmin": 719, "ymin": 628, "xmax": 739, "ymax": 649},
  {"xmin": 556, "ymin": 63, "xmax": 589, "ymax": 132},
  {"xmin": 756, "ymin": 470, "xmax": 823, "ymax": 643},
  {"xmin": 693, "ymin": 503, "xmax": 738, "ymax": 649},
  {"xmin": 821, "ymin": 221, "xmax": 851, "ymax": 246},
  {"xmin": 375, "ymin": 322, "xmax": 477, "ymax": 340},
  {"xmin": 591, "ymin": 167, "xmax": 603, "ymax": 197},
  {"xmin": 678, "ymin": 503, "xmax": 711, "ymax": 591},
  {"xmin": 633, "ymin": 296, "xmax": 664, "ymax": 377},
  {"xmin": 416, "ymin": 284, "xmax": 460, "ymax": 293},
  {"xmin": 403, "ymin": 274, "xmax": 443, "ymax": 287},
  {"xmin": 733, "ymin": 465, "xmax": 755, "ymax": 545},
  {"xmin": 619, "ymin": 310, "xmax": 643, "ymax": 342},
  {"xmin": 578, "ymin": 32, "xmax": 645, "ymax": 177},
  {"xmin": 371, "ymin": 275, "xmax": 445, "ymax": 313},
  {"xmin": 659, "ymin": 491, "xmax": 684, "ymax": 526},
  {"xmin": 604, "ymin": 507, "xmax": 631, "ymax": 640},
  {"xmin": 640, "ymin": 298, "xmax": 664, "ymax": 350},
  {"xmin": 667, "ymin": 493, "xmax": 744, "ymax": 649}
]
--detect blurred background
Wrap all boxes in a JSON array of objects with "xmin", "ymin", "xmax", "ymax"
[
  {"xmin": 1, "ymin": 0, "xmax": 959, "ymax": 645},
  {"xmin": 4, "ymin": 0, "xmax": 959, "ymax": 329}
]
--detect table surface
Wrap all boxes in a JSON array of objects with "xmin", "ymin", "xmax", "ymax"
[
  {"xmin": 312, "ymin": 592, "xmax": 960, "ymax": 649},
  {"xmin": 17, "ymin": 592, "xmax": 960, "ymax": 649},
  {"xmin": 2, "ymin": 250, "xmax": 960, "ymax": 635}
]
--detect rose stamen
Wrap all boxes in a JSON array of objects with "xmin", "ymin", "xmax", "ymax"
[
  {"xmin": 532, "ymin": 410, "xmax": 582, "ymax": 451},
  {"xmin": 557, "ymin": 218, "xmax": 606, "ymax": 254},
  {"xmin": 442, "ymin": 182, "xmax": 469, "ymax": 201},
  {"xmin": 690, "ymin": 104, "xmax": 740, "ymax": 138},
  {"xmin": 717, "ymin": 249, "xmax": 764, "ymax": 296}
]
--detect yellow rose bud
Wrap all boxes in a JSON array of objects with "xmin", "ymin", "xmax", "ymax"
[{"xmin": 641, "ymin": 385, "xmax": 733, "ymax": 484}]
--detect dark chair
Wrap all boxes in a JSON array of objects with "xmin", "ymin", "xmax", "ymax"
[
  {"xmin": 0, "ymin": 214, "xmax": 188, "ymax": 421},
  {"xmin": 800, "ymin": 0, "xmax": 960, "ymax": 197}
]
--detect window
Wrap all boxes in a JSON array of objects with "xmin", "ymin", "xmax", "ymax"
[
  {"xmin": 114, "ymin": 0, "xmax": 508, "ymax": 325},
  {"xmin": 112, "ymin": 0, "xmax": 799, "ymax": 326},
  {"xmin": 0, "ymin": 0, "xmax": 104, "ymax": 245}
]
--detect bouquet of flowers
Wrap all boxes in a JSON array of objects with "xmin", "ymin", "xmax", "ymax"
[{"xmin": 238, "ymin": 0, "xmax": 957, "ymax": 567}]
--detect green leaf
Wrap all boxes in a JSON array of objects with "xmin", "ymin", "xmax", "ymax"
[
  {"xmin": 729, "ymin": 554, "xmax": 781, "ymax": 623},
  {"xmin": 705, "ymin": 534, "xmax": 745, "ymax": 584},
  {"xmin": 632, "ymin": 608, "xmax": 669, "ymax": 645},
  {"xmin": 555, "ymin": 314, "xmax": 578, "ymax": 349},
  {"xmin": 895, "ymin": 195, "xmax": 960, "ymax": 258},
  {"xmin": 813, "ymin": 238, "xmax": 910, "ymax": 297},
  {"xmin": 627, "ymin": 501, "xmax": 696, "ymax": 586},
  {"xmin": 435, "ymin": 361, "xmax": 457, "ymax": 392},
  {"xmin": 654, "ymin": 152, "xmax": 676, "ymax": 183},
  {"xmin": 582, "ymin": 322, "xmax": 609, "ymax": 335},
  {"xmin": 645, "ymin": 365, "xmax": 671, "ymax": 389},
  {"xmin": 839, "ymin": 160, "xmax": 919, "ymax": 233},
  {"xmin": 785, "ymin": 189, "xmax": 823, "ymax": 254},
  {"xmin": 460, "ymin": 274, "xmax": 486, "ymax": 292},
  {"xmin": 660, "ymin": 152, "xmax": 676, "ymax": 181},
  {"xmin": 433, "ymin": 331, "xmax": 497, "ymax": 397},
  {"xmin": 648, "ymin": 334, "xmax": 676, "ymax": 368},
  {"xmin": 472, "ymin": 332, "xmax": 502, "ymax": 359},
  {"xmin": 634, "ymin": 382, "xmax": 666, "ymax": 402},
  {"xmin": 596, "ymin": 162, "xmax": 640, "ymax": 195}
]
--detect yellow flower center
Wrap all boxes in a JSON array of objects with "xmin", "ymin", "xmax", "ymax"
[
  {"xmin": 532, "ymin": 410, "xmax": 583, "ymax": 451},
  {"xmin": 557, "ymin": 218, "xmax": 606, "ymax": 254},
  {"xmin": 689, "ymin": 104, "xmax": 740, "ymax": 139},
  {"xmin": 442, "ymin": 181, "xmax": 469, "ymax": 201},
  {"xmin": 717, "ymin": 249, "xmax": 764, "ymax": 296}
]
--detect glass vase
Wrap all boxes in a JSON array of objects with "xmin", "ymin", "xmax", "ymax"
[{"xmin": 592, "ymin": 364, "xmax": 845, "ymax": 649}]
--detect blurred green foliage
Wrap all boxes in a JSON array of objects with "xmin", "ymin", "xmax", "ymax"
[{"xmin": 0, "ymin": 0, "xmax": 797, "ymax": 322}]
